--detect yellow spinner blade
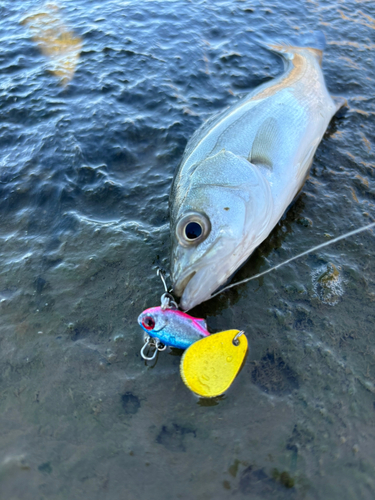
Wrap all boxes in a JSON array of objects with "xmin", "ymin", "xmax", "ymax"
[{"xmin": 180, "ymin": 329, "xmax": 248, "ymax": 398}]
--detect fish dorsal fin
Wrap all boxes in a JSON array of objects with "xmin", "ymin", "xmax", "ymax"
[
  {"xmin": 195, "ymin": 318, "xmax": 207, "ymax": 330},
  {"xmin": 249, "ymin": 117, "xmax": 279, "ymax": 169}
]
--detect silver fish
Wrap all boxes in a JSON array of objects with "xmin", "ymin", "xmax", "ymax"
[{"xmin": 170, "ymin": 39, "xmax": 342, "ymax": 311}]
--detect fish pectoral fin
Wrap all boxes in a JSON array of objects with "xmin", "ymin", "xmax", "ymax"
[{"xmin": 248, "ymin": 117, "xmax": 280, "ymax": 170}]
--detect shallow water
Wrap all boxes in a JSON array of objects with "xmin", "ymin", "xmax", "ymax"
[{"xmin": 1, "ymin": 1, "xmax": 375, "ymax": 499}]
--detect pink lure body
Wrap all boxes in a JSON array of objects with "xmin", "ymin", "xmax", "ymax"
[{"xmin": 138, "ymin": 306, "xmax": 209, "ymax": 349}]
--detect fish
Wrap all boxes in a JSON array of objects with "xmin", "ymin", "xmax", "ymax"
[
  {"xmin": 138, "ymin": 306, "xmax": 210, "ymax": 350},
  {"xmin": 170, "ymin": 35, "xmax": 343, "ymax": 310}
]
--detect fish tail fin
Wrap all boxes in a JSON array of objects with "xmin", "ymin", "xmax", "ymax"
[
  {"xmin": 331, "ymin": 96, "xmax": 347, "ymax": 114},
  {"xmin": 261, "ymin": 31, "xmax": 326, "ymax": 67}
]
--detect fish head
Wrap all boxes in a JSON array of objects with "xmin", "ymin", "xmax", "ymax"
[
  {"xmin": 137, "ymin": 306, "xmax": 168, "ymax": 336},
  {"xmin": 171, "ymin": 150, "xmax": 273, "ymax": 310}
]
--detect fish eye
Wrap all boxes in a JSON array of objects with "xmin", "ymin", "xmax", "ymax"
[
  {"xmin": 176, "ymin": 212, "xmax": 211, "ymax": 247},
  {"xmin": 142, "ymin": 315, "xmax": 155, "ymax": 330},
  {"xmin": 185, "ymin": 222, "xmax": 202, "ymax": 240}
]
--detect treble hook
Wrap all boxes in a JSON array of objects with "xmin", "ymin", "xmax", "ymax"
[
  {"xmin": 140, "ymin": 335, "xmax": 166, "ymax": 362},
  {"xmin": 140, "ymin": 336, "xmax": 158, "ymax": 361}
]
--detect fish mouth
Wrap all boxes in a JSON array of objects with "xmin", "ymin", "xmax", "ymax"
[
  {"xmin": 173, "ymin": 266, "xmax": 218, "ymax": 311},
  {"xmin": 171, "ymin": 237, "xmax": 233, "ymax": 310},
  {"xmin": 173, "ymin": 271, "xmax": 196, "ymax": 298},
  {"xmin": 172, "ymin": 242, "xmax": 254, "ymax": 310}
]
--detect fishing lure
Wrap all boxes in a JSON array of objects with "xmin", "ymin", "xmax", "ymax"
[
  {"xmin": 138, "ymin": 270, "xmax": 210, "ymax": 361},
  {"xmin": 138, "ymin": 306, "xmax": 210, "ymax": 351},
  {"xmin": 138, "ymin": 270, "xmax": 248, "ymax": 398}
]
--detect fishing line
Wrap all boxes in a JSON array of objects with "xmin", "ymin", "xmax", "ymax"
[{"xmin": 210, "ymin": 221, "xmax": 375, "ymax": 299}]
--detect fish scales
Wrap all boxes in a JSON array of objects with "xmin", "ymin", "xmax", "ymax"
[{"xmin": 170, "ymin": 41, "xmax": 340, "ymax": 310}]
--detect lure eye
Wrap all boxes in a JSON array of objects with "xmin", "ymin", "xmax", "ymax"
[
  {"xmin": 176, "ymin": 212, "xmax": 211, "ymax": 247},
  {"xmin": 142, "ymin": 316, "xmax": 155, "ymax": 330}
]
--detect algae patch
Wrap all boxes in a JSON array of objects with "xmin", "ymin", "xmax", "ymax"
[
  {"xmin": 312, "ymin": 262, "xmax": 344, "ymax": 306},
  {"xmin": 21, "ymin": 3, "xmax": 82, "ymax": 86}
]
